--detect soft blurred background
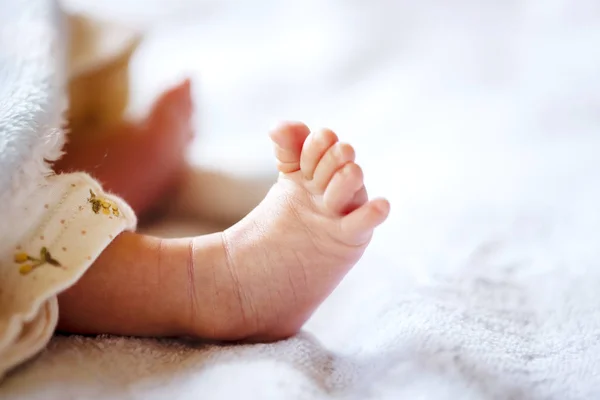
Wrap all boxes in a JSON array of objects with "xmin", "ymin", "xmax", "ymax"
[{"xmin": 4, "ymin": 1, "xmax": 600, "ymax": 398}]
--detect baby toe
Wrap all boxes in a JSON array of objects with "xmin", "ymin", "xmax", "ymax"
[
  {"xmin": 323, "ymin": 162, "xmax": 365, "ymax": 215},
  {"xmin": 270, "ymin": 122, "xmax": 311, "ymax": 174},
  {"xmin": 311, "ymin": 142, "xmax": 355, "ymax": 193},
  {"xmin": 300, "ymin": 128, "xmax": 338, "ymax": 180},
  {"xmin": 339, "ymin": 198, "xmax": 390, "ymax": 245}
]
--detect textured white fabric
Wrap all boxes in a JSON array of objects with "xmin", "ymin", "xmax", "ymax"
[
  {"xmin": 0, "ymin": 0, "xmax": 68, "ymax": 260},
  {"xmin": 0, "ymin": 0, "xmax": 136, "ymax": 379},
  {"xmin": 3, "ymin": 0, "xmax": 600, "ymax": 398}
]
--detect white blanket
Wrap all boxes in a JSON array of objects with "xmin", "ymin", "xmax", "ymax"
[{"xmin": 3, "ymin": 0, "xmax": 600, "ymax": 398}]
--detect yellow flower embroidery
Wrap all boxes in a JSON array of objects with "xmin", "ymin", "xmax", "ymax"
[
  {"xmin": 14, "ymin": 252, "xmax": 29, "ymax": 263},
  {"xmin": 15, "ymin": 247, "xmax": 62, "ymax": 275},
  {"xmin": 19, "ymin": 264, "xmax": 34, "ymax": 275},
  {"xmin": 88, "ymin": 190, "xmax": 120, "ymax": 217}
]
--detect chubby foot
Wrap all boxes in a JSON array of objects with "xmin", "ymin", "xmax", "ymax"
[
  {"xmin": 201, "ymin": 122, "xmax": 390, "ymax": 341},
  {"xmin": 56, "ymin": 122, "xmax": 389, "ymax": 342}
]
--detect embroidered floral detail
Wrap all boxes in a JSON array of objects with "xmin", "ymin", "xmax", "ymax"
[
  {"xmin": 14, "ymin": 247, "xmax": 62, "ymax": 275},
  {"xmin": 87, "ymin": 190, "xmax": 120, "ymax": 217}
]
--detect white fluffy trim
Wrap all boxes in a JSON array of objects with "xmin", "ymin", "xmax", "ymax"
[{"xmin": 0, "ymin": 0, "xmax": 69, "ymax": 259}]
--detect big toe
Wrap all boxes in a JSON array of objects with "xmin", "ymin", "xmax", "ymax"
[{"xmin": 270, "ymin": 122, "xmax": 311, "ymax": 174}]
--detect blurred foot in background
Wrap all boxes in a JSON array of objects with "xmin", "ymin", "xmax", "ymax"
[
  {"xmin": 54, "ymin": 79, "xmax": 194, "ymax": 221},
  {"xmin": 54, "ymin": 14, "xmax": 194, "ymax": 222}
]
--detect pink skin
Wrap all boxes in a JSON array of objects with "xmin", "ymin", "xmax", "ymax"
[{"xmin": 57, "ymin": 122, "xmax": 390, "ymax": 341}]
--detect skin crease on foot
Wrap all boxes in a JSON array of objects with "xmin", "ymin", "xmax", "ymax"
[{"xmin": 57, "ymin": 122, "xmax": 390, "ymax": 342}]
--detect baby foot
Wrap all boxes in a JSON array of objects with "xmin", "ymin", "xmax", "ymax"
[
  {"xmin": 209, "ymin": 122, "xmax": 390, "ymax": 341},
  {"xmin": 55, "ymin": 122, "xmax": 389, "ymax": 342}
]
